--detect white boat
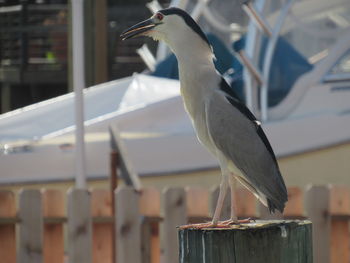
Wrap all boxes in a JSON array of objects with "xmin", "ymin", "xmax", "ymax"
[{"xmin": 0, "ymin": 0, "xmax": 349, "ymax": 187}]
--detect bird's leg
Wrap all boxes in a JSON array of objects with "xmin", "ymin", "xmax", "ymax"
[
  {"xmin": 180, "ymin": 157, "xmax": 252, "ymax": 229},
  {"xmin": 220, "ymin": 175, "xmax": 238, "ymax": 225},
  {"xmin": 179, "ymin": 175, "xmax": 229, "ymax": 229},
  {"xmin": 212, "ymin": 175, "xmax": 229, "ymax": 225},
  {"xmin": 220, "ymin": 174, "xmax": 253, "ymax": 226}
]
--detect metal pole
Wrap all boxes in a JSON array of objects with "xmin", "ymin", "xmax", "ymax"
[
  {"xmin": 242, "ymin": 0, "xmax": 266, "ymax": 113},
  {"xmin": 260, "ymin": 0, "xmax": 295, "ymax": 121},
  {"xmin": 72, "ymin": 0, "xmax": 87, "ymax": 188},
  {"xmin": 242, "ymin": 1, "xmax": 272, "ymax": 37}
]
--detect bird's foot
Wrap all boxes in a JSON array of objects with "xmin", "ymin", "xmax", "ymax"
[
  {"xmin": 179, "ymin": 218, "xmax": 254, "ymax": 229},
  {"xmin": 179, "ymin": 222, "xmax": 218, "ymax": 229},
  {"xmin": 219, "ymin": 217, "xmax": 254, "ymax": 226}
]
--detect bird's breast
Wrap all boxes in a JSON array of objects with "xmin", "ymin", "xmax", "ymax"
[
  {"xmin": 177, "ymin": 61, "xmax": 220, "ymax": 153},
  {"xmin": 180, "ymin": 83, "xmax": 215, "ymax": 153}
]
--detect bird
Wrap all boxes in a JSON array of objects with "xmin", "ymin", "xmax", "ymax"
[{"xmin": 121, "ymin": 7, "xmax": 288, "ymax": 228}]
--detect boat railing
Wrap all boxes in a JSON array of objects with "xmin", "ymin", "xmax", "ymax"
[{"xmin": 242, "ymin": 0, "xmax": 295, "ymax": 121}]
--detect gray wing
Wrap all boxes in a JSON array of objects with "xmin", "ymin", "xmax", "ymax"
[{"xmin": 206, "ymin": 90, "xmax": 287, "ymax": 212}]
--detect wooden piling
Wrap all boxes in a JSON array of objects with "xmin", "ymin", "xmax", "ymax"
[{"xmin": 179, "ymin": 220, "xmax": 312, "ymax": 263}]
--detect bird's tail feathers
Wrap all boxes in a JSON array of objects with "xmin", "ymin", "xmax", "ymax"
[
  {"xmin": 267, "ymin": 181, "xmax": 288, "ymax": 214},
  {"xmin": 268, "ymin": 171, "xmax": 288, "ymax": 214},
  {"xmin": 267, "ymin": 198, "xmax": 286, "ymax": 214},
  {"xmin": 235, "ymin": 174, "xmax": 288, "ymax": 214}
]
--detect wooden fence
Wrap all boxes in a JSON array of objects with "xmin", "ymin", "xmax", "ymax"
[{"xmin": 0, "ymin": 185, "xmax": 349, "ymax": 263}]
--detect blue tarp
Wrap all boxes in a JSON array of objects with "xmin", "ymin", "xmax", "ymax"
[
  {"xmin": 151, "ymin": 33, "xmax": 313, "ymax": 107},
  {"xmin": 257, "ymin": 36, "xmax": 313, "ymax": 106}
]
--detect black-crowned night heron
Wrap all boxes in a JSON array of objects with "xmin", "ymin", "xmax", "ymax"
[{"xmin": 121, "ymin": 7, "xmax": 287, "ymax": 228}]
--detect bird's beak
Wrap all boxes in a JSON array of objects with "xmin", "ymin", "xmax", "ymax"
[{"xmin": 120, "ymin": 18, "xmax": 156, "ymax": 40}]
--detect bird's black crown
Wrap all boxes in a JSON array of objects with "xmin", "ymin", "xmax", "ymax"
[{"xmin": 159, "ymin": 7, "xmax": 211, "ymax": 47}]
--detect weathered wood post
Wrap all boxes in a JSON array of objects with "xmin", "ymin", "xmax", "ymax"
[
  {"xmin": 161, "ymin": 187, "xmax": 187, "ymax": 263},
  {"xmin": 67, "ymin": 188, "xmax": 92, "ymax": 263},
  {"xmin": 179, "ymin": 220, "xmax": 312, "ymax": 263},
  {"xmin": 18, "ymin": 189, "xmax": 43, "ymax": 263}
]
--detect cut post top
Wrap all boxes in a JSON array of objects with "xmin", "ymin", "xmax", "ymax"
[{"xmin": 179, "ymin": 220, "xmax": 312, "ymax": 263}]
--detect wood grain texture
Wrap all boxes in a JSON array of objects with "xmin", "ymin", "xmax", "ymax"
[
  {"xmin": 18, "ymin": 189, "xmax": 43, "ymax": 263},
  {"xmin": 179, "ymin": 220, "xmax": 312, "ymax": 263},
  {"xmin": 67, "ymin": 188, "xmax": 92, "ymax": 263},
  {"xmin": 0, "ymin": 190, "xmax": 16, "ymax": 263}
]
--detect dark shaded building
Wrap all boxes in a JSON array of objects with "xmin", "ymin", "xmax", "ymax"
[{"xmin": 0, "ymin": 0, "xmax": 169, "ymax": 113}]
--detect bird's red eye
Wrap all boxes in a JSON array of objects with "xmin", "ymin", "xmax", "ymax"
[{"xmin": 156, "ymin": 13, "xmax": 163, "ymax": 20}]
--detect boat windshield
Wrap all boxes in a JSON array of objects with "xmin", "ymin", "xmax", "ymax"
[
  {"xmin": 252, "ymin": 0, "xmax": 350, "ymax": 109},
  {"xmin": 267, "ymin": 0, "xmax": 350, "ymax": 65}
]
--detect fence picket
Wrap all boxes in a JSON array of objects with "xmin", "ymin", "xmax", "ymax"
[
  {"xmin": 18, "ymin": 189, "xmax": 43, "ymax": 263},
  {"xmin": 0, "ymin": 190, "xmax": 16, "ymax": 263},
  {"xmin": 42, "ymin": 189, "xmax": 64, "ymax": 263},
  {"xmin": 67, "ymin": 188, "xmax": 92, "ymax": 263},
  {"xmin": 116, "ymin": 186, "xmax": 141, "ymax": 263},
  {"xmin": 160, "ymin": 187, "xmax": 187, "ymax": 263},
  {"xmin": 1, "ymin": 185, "xmax": 350, "ymax": 262}
]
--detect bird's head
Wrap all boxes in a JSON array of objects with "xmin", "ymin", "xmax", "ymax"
[{"xmin": 120, "ymin": 7, "xmax": 212, "ymax": 60}]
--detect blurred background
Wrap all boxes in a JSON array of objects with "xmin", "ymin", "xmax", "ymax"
[
  {"xmin": 0, "ymin": 0, "xmax": 349, "ymax": 191},
  {"xmin": 0, "ymin": 0, "xmax": 349, "ymax": 262},
  {"xmin": 0, "ymin": 0, "xmax": 167, "ymax": 112}
]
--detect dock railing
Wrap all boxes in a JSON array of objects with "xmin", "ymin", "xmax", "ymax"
[{"xmin": 0, "ymin": 184, "xmax": 348, "ymax": 263}]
